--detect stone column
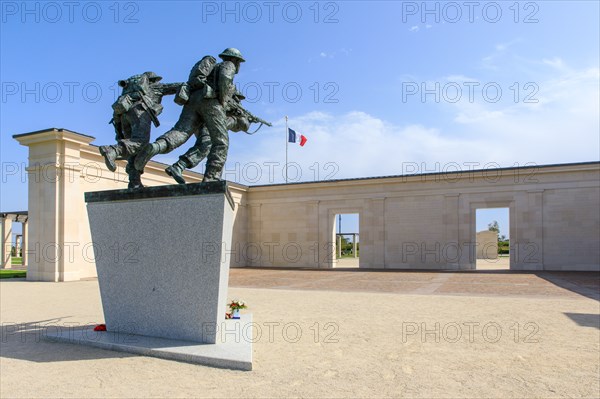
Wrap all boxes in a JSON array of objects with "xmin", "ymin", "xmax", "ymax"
[
  {"xmin": 1, "ymin": 217, "xmax": 12, "ymax": 269},
  {"xmin": 443, "ymin": 194, "xmax": 461, "ymax": 269},
  {"xmin": 337, "ymin": 235, "xmax": 342, "ymax": 258},
  {"xmin": 512, "ymin": 190, "xmax": 544, "ymax": 270},
  {"xmin": 370, "ymin": 198, "xmax": 386, "ymax": 268},
  {"xmin": 21, "ymin": 220, "xmax": 28, "ymax": 267},
  {"xmin": 246, "ymin": 203, "xmax": 262, "ymax": 267},
  {"xmin": 305, "ymin": 201, "xmax": 320, "ymax": 268},
  {"xmin": 15, "ymin": 235, "xmax": 22, "ymax": 258},
  {"xmin": 13, "ymin": 129, "xmax": 95, "ymax": 281}
]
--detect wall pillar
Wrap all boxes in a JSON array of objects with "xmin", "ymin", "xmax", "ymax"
[
  {"xmin": 14, "ymin": 129, "xmax": 95, "ymax": 281},
  {"xmin": 443, "ymin": 194, "xmax": 461, "ymax": 269},
  {"xmin": 369, "ymin": 198, "xmax": 386, "ymax": 268},
  {"xmin": 21, "ymin": 220, "xmax": 28, "ymax": 267},
  {"xmin": 1, "ymin": 217, "xmax": 12, "ymax": 268},
  {"xmin": 512, "ymin": 190, "xmax": 544, "ymax": 270},
  {"xmin": 246, "ymin": 203, "xmax": 262, "ymax": 267},
  {"xmin": 15, "ymin": 235, "xmax": 22, "ymax": 257},
  {"xmin": 305, "ymin": 200, "xmax": 320, "ymax": 268}
]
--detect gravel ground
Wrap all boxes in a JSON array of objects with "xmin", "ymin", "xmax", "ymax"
[{"xmin": 1, "ymin": 271, "xmax": 598, "ymax": 398}]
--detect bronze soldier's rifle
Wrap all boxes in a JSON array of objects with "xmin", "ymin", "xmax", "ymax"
[{"xmin": 227, "ymin": 100, "xmax": 272, "ymax": 135}]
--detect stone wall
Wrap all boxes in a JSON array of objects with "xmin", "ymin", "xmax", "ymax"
[
  {"xmin": 246, "ymin": 164, "xmax": 599, "ymax": 271},
  {"xmin": 13, "ymin": 128, "xmax": 600, "ymax": 280},
  {"xmin": 14, "ymin": 129, "xmax": 248, "ymax": 281},
  {"xmin": 475, "ymin": 231, "xmax": 498, "ymax": 260}
]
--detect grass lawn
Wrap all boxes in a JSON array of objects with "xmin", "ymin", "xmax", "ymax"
[
  {"xmin": 339, "ymin": 253, "xmax": 359, "ymax": 259},
  {"xmin": 0, "ymin": 270, "xmax": 26, "ymax": 279},
  {"xmin": 11, "ymin": 257, "xmax": 23, "ymax": 265}
]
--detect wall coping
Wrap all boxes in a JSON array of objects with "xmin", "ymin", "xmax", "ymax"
[
  {"xmin": 13, "ymin": 127, "xmax": 600, "ymax": 192},
  {"xmin": 13, "ymin": 128, "xmax": 95, "ymax": 146},
  {"xmin": 249, "ymin": 161, "xmax": 600, "ymax": 191}
]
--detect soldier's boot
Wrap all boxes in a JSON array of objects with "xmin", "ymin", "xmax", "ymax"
[
  {"xmin": 134, "ymin": 139, "xmax": 168, "ymax": 171},
  {"xmin": 202, "ymin": 164, "xmax": 223, "ymax": 183},
  {"xmin": 126, "ymin": 162, "xmax": 144, "ymax": 189},
  {"xmin": 165, "ymin": 160, "xmax": 188, "ymax": 185},
  {"xmin": 127, "ymin": 170, "xmax": 144, "ymax": 189},
  {"xmin": 99, "ymin": 145, "xmax": 122, "ymax": 172}
]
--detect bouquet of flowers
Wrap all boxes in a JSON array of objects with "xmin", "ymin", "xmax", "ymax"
[{"xmin": 228, "ymin": 299, "xmax": 248, "ymax": 311}]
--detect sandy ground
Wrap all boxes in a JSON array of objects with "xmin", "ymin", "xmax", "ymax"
[
  {"xmin": 1, "ymin": 273, "xmax": 599, "ymax": 398},
  {"xmin": 477, "ymin": 257, "xmax": 510, "ymax": 270},
  {"xmin": 334, "ymin": 258, "xmax": 359, "ymax": 268},
  {"xmin": 333, "ymin": 256, "xmax": 510, "ymax": 269}
]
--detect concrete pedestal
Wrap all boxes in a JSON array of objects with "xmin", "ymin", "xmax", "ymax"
[
  {"xmin": 47, "ymin": 181, "xmax": 251, "ymax": 369},
  {"xmin": 46, "ymin": 315, "xmax": 253, "ymax": 370}
]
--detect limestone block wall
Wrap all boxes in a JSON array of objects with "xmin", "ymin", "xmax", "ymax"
[
  {"xmin": 13, "ymin": 128, "xmax": 600, "ymax": 279},
  {"xmin": 542, "ymin": 186, "xmax": 600, "ymax": 270},
  {"xmin": 248, "ymin": 163, "xmax": 600, "ymax": 271},
  {"xmin": 476, "ymin": 231, "xmax": 498, "ymax": 260},
  {"xmin": 14, "ymin": 129, "xmax": 248, "ymax": 281}
]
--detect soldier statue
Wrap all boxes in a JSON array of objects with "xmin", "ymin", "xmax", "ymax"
[
  {"xmin": 134, "ymin": 48, "xmax": 248, "ymax": 182},
  {"xmin": 99, "ymin": 72, "xmax": 181, "ymax": 188},
  {"xmin": 135, "ymin": 91, "xmax": 250, "ymax": 184}
]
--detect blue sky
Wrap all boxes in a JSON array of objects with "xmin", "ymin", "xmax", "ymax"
[{"xmin": 1, "ymin": 1, "xmax": 599, "ymax": 235}]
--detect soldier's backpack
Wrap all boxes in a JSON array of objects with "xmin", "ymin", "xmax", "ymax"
[
  {"xmin": 112, "ymin": 73, "xmax": 153, "ymax": 115},
  {"xmin": 175, "ymin": 55, "xmax": 217, "ymax": 105}
]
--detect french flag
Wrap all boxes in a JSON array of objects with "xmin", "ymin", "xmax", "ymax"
[{"xmin": 288, "ymin": 128, "xmax": 307, "ymax": 147}]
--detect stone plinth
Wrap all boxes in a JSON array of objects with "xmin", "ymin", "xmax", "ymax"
[
  {"xmin": 85, "ymin": 181, "xmax": 235, "ymax": 344},
  {"xmin": 46, "ymin": 316, "xmax": 253, "ymax": 371}
]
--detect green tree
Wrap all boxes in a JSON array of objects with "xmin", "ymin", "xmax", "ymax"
[{"xmin": 488, "ymin": 220, "xmax": 499, "ymax": 233}]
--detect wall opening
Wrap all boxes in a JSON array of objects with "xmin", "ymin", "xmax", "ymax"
[
  {"xmin": 333, "ymin": 213, "xmax": 360, "ymax": 268},
  {"xmin": 475, "ymin": 208, "xmax": 510, "ymax": 270}
]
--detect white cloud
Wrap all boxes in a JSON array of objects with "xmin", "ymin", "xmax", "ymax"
[
  {"xmin": 542, "ymin": 57, "xmax": 566, "ymax": 71},
  {"xmin": 409, "ymin": 26, "xmax": 419, "ymax": 32},
  {"xmin": 444, "ymin": 74, "xmax": 479, "ymax": 82},
  {"xmin": 157, "ymin": 64, "xmax": 599, "ymax": 186},
  {"xmin": 482, "ymin": 39, "xmax": 523, "ymax": 70},
  {"xmin": 319, "ymin": 48, "xmax": 352, "ymax": 59}
]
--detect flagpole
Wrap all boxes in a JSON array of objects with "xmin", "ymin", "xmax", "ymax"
[{"xmin": 285, "ymin": 115, "xmax": 289, "ymax": 184}]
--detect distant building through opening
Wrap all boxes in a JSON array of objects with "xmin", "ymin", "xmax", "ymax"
[
  {"xmin": 334, "ymin": 213, "xmax": 360, "ymax": 268},
  {"xmin": 476, "ymin": 208, "xmax": 510, "ymax": 270}
]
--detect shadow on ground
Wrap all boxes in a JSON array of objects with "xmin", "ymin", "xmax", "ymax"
[
  {"xmin": 229, "ymin": 267, "xmax": 600, "ymax": 300},
  {"xmin": 0, "ymin": 317, "xmax": 135, "ymax": 363},
  {"xmin": 564, "ymin": 312, "xmax": 600, "ymax": 329},
  {"xmin": 537, "ymin": 272, "xmax": 600, "ymax": 301}
]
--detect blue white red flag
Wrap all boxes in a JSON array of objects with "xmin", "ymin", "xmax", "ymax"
[{"xmin": 288, "ymin": 128, "xmax": 307, "ymax": 147}]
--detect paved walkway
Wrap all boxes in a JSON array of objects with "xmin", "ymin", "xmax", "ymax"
[
  {"xmin": 1, "ymin": 269, "xmax": 599, "ymax": 398},
  {"xmin": 229, "ymin": 268, "xmax": 600, "ymax": 300}
]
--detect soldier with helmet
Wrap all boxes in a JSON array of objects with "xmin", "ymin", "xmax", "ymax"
[
  {"xmin": 99, "ymin": 71, "xmax": 181, "ymax": 188},
  {"xmin": 135, "ymin": 91, "xmax": 249, "ymax": 185},
  {"xmin": 134, "ymin": 48, "xmax": 247, "ymax": 182}
]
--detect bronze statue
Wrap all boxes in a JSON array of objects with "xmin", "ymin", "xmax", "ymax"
[
  {"xmin": 135, "ymin": 48, "xmax": 248, "ymax": 182},
  {"xmin": 99, "ymin": 72, "xmax": 181, "ymax": 188},
  {"xmin": 102, "ymin": 48, "xmax": 271, "ymax": 187}
]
